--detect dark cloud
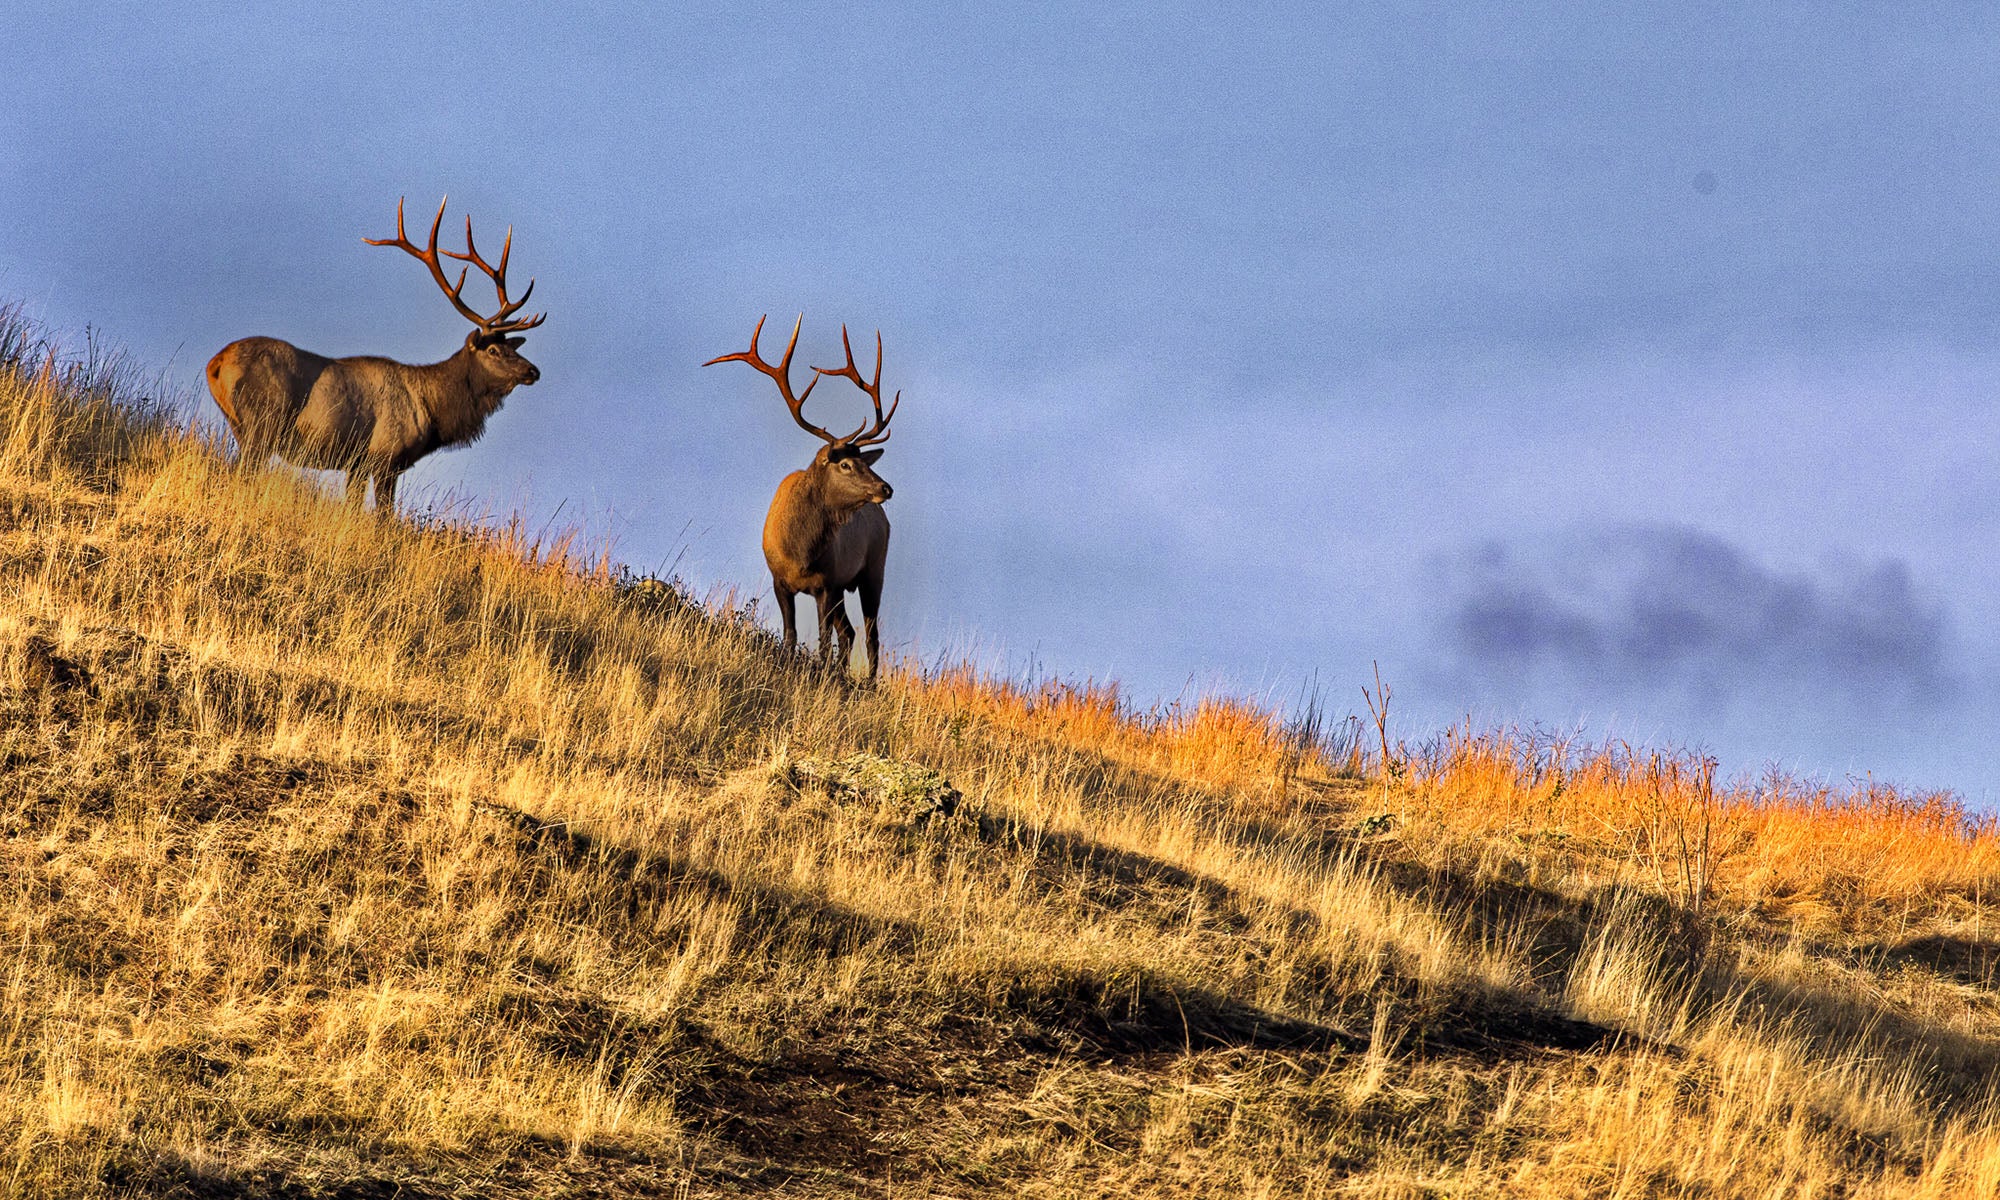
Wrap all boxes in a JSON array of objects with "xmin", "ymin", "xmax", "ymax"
[{"xmin": 1443, "ymin": 526, "xmax": 1956, "ymax": 707}]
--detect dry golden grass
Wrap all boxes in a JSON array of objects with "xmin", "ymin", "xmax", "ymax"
[{"xmin": 2, "ymin": 303, "xmax": 1999, "ymax": 1197}]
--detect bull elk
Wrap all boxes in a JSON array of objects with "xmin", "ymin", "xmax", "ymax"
[
  {"xmin": 705, "ymin": 316, "xmax": 901, "ymax": 680},
  {"xmin": 205, "ymin": 197, "xmax": 546, "ymax": 510}
]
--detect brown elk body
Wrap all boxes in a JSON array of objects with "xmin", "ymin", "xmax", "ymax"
[
  {"xmin": 707, "ymin": 317, "xmax": 900, "ymax": 679},
  {"xmin": 206, "ymin": 197, "xmax": 545, "ymax": 510}
]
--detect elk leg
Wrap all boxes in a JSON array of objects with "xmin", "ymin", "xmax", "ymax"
[
  {"xmin": 374, "ymin": 471, "xmax": 400, "ymax": 513},
  {"xmin": 817, "ymin": 591, "xmax": 855, "ymax": 673},
  {"xmin": 858, "ymin": 572, "xmax": 884, "ymax": 683},
  {"xmin": 857, "ymin": 524, "xmax": 889, "ymax": 681},
  {"xmin": 344, "ymin": 466, "xmax": 370, "ymax": 506},
  {"xmin": 833, "ymin": 599, "xmax": 856, "ymax": 667},
  {"xmin": 774, "ymin": 582, "xmax": 799, "ymax": 655}
]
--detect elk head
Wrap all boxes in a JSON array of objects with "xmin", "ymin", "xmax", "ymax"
[
  {"xmin": 365, "ymin": 197, "xmax": 546, "ymax": 397},
  {"xmin": 705, "ymin": 315, "xmax": 898, "ymax": 514}
]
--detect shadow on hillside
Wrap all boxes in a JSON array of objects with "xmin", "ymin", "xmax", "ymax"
[
  {"xmin": 973, "ymin": 813, "xmax": 1245, "ymax": 924},
  {"xmin": 1873, "ymin": 933, "xmax": 2000, "ymax": 987},
  {"xmin": 478, "ymin": 800, "xmax": 1373, "ymax": 1060},
  {"xmin": 474, "ymin": 800, "xmax": 922, "ymax": 963},
  {"xmin": 1219, "ymin": 809, "xmax": 2000, "ymax": 1108},
  {"xmin": 100, "ymin": 1152, "xmax": 431, "ymax": 1200},
  {"xmin": 482, "ymin": 794, "xmax": 1613, "ymax": 1070},
  {"xmin": 960, "ymin": 808, "xmax": 1640, "ymax": 1063},
  {"xmin": 460, "ymin": 804, "xmax": 1378, "ymax": 1183},
  {"xmin": 995, "ymin": 967, "xmax": 1364, "ymax": 1058},
  {"xmin": 950, "ymin": 719, "xmax": 2000, "ymax": 1106}
]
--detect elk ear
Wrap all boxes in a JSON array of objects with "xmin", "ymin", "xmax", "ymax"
[
  {"xmin": 859, "ymin": 449, "xmax": 884, "ymax": 465},
  {"xmin": 503, "ymin": 336, "xmax": 526, "ymax": 349}
]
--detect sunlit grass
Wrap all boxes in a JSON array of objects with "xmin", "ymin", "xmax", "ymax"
[{"xmin": 3, "ymin": 302, "xmax": 1999, "ymax": 1196}]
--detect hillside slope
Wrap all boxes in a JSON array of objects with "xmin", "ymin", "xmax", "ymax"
[{"xmin": 3, "ymin": 311, "xmax": 1999, "ymax": 1198}]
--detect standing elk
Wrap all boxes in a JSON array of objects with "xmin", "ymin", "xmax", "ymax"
[
  {"xmin": 705, "ymin": 316, "xmax": 901, "ymax": 680},
  {"xmin": 205, "ymin": 197, "xmax": 546, "ymax": 510}
]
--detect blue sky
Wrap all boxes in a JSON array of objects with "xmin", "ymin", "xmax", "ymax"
[{"xmin": 5, "ymin": 4, "xmax": 1998, "ymax": 801}]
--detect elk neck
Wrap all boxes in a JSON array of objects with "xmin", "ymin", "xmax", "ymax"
[
  {"xmin": 409, "ymin": 345, "xmax": 513, "ymax": 447},
  {"xmin": 773, "ymin": 459, "xmax": 872, "ymax": 569}
]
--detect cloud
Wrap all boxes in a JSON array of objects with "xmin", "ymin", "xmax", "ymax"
[{"xmin": 1440, "ymin": 526, "xmax": 1957, "ymax": 709}]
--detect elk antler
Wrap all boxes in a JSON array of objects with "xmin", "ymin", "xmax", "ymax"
[
  {"xmin": 811, "ymin": 325, "xmax": 899, "ymax": 447},
  {"xmin": 702, "ymin": 315, "xmax": 844, "ymax": 444},
  {"xmin": 364, "ymin": 197, "xmax": 547, "ymax": 337}
]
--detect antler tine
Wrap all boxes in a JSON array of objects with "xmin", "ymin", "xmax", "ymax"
[
  {"xmin": 812, "ymin": 325, "xmax": 899, "ymax": 446},
  {"xmin": 702, "ymin": 314, "xmax": 840, "ymax": 444},
  {"xmin": 441, "ymin": 211, "xmax": 546, "ymax": 335},
  {"xmin": 364, "ymin": 196, "xmax": 493, "ymax": 330}
]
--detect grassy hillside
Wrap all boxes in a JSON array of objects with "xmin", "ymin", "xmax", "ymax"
[{"xmin": 3, "ymin": 306, "xmax": 1999, "ymax": 1198}]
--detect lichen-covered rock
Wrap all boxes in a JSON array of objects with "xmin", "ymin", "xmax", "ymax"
[
  {"xmin": 787, "ymin": 752, "xmax": 965, "ymax": 828},
  {"xmin": 1352, "ymin": 813, "xmax": 1395, "ymax": 838}
]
